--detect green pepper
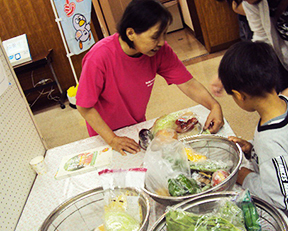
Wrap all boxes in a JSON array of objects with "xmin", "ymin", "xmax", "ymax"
[
  {"xmin": 248, "ymin": 202, "xmax": 261, "ymax": 230},
  {"xmin": 242, "ymin": 202, "xmax": 261, "ymax": 231}
]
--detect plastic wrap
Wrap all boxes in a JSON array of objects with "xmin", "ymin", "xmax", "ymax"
[
  {"xmin": 166, "ymin": 198, "xmax": 247, "ymax": 231},
  {"xmin": 236, "ymin": 190, "xmax": 262, "ymax": 231},
  {"xmin": 190, "ymin": 158, "xmax": 232, "ymax": 173},
  {"xmin": 143, "ymin": 136, "xmax": 191, "ymax": 196},
  {"xmin": 150, "ymin": 111, "xmax": 207, "ymax": 139},
  {"xmin": 98, "ymin": 168, "xmax": 147, "ymax": 231}
]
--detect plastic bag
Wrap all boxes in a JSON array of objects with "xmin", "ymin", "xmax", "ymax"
[
  {"xmin": 190, "ymin": 158, "xmax": 232, "ymax": 173},
  {"xmin": 98, "ymin": 168, "xmax": 147, "ymax": 231},
  {"xmin": 166, "ymin": 198, "xmax": 247, "ymax": 231},
  {"xmin": 143, "ymin": 135, "xmax": 190, "ymax": 196},
  {"xmin": 236, "ymin": 190, "xmax": 262, "ymax": 231},
  {"xmin": 150, "ymin": 111, "xmax": 206, "ymax": 139}
]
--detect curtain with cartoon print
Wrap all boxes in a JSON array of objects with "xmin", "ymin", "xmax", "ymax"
[{"xmin": 53, "ymin": 0, "xmax": 95, "ymax": 55}]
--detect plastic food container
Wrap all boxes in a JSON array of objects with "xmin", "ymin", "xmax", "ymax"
[
  {"xmin": 39, "ymin": 187, "xmax": 150, "ymax": 231},
  {"xmin": 149, "ymin": 191, "xmax": 288, "ymax": 231},
  {"xmin": 143, "ymin": 134, "xmax": 243, "ymax": 206}
]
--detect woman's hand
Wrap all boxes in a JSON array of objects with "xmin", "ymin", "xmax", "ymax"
[
  {"xmin": 109, "ymin": 136, "xmax": 141, "ymax": 156},
  {"xmin": 77, "ymin": 106, "xmax": 140, "ymax": 155},
  {"xmin": 177, "ymin": 78, "xmax": 224, "ymax": 133},
  {"xmin": 204, "ymin": 103, "xmax": 224, "ymax": 133},
  {"xmin": 228, "ymin": 136, "xmax": 253, "ymax": 157}
]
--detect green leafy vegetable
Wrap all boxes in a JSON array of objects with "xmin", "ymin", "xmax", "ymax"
[
  {"xmin": 166, "ymin": 209, "xmax": 243, "ymax": 231},
  {"xmin": 190, "ymin": 159, "xmax": 229, "ymax": 172},
  {"xmin": 104, "ymin": 211, "xmax": 140, "ymax": 231},
  {"xmin": 168, "ymin": 174, "xmax": 200, "ymax": 197},
  {"xmin": 150, "ymin": 113, "xmax": 179, "ymax": 136}
]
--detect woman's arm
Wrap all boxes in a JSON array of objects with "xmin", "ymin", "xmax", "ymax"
[
  {"xmin": 177, "ymin": 78, "xmax": 224, "ymax": 133},
  {"xmin": 77, "ymin": 106, "xmax": 140, "ymax": 155}
]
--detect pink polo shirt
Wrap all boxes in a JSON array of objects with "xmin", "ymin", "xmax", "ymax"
[{"xmin": 76, "ymin": 33, "xmax": 192, "ymax": 136}]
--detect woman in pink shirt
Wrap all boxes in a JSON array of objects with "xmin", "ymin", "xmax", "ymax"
[{"xmin": 76, "ymin": 0, "xmax": 224, "ymax": 155}]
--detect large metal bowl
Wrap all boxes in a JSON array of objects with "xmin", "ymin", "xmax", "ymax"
[
  {"xmin": 39, "ymin": 187, "xmax": 150, "ymax": 231},
  {"xmin": 149, "ymin": 191, "xmax": 288, "ymax": 231},
  {"xmin": 143, "ymin": 134, "xmax": 243, "ymax": 206}
]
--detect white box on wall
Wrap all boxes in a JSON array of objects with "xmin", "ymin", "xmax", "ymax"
[{"xmin": 2, "ymin": 34, "xmax": 32, "ymax": 66}]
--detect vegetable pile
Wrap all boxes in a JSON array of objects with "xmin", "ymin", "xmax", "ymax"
[
  {"xmin": 167, "ymin": 147, "xmax": 231, "ymax": 197},
  {"xmin": 166, "ymin": 191, "xmax": 262, "ymax": 231}
]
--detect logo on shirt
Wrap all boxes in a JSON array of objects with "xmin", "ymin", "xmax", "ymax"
[
  {"xmin": 145, "ymin": 78, "xmax": 155, "ymax": 87},
  {"xmin": 272, "ymin": 155, "xmax": 288, "ymax": 210}
]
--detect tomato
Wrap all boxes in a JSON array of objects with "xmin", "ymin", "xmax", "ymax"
[{"xmin": 211, "ymin": 170, "xmax": 229, "ymax": 187}]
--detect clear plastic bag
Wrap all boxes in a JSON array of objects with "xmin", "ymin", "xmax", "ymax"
[
  {"xmin": 189, "ymin": 158, "xmax": 232, "ymax": 173},
  {"xmin": 236, "ymin": 190, "xmax": 262, "ymax": 231},
  {"xmin": 143, "ymin": 136, "xmax": 191, "ymax": 196},
  {"xmin": 98, "ymin": 168, "xmax": 147, "ymax": 231},
  {"xmin": 150, "ymin": 111, "xmax": 205, "ymax": 139},
  {"xmin": 166, "ymin": 197, "xmax": 247, "ymax": 231}
]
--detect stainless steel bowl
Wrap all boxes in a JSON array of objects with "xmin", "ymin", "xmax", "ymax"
[
  {"xmin": 149, "ymin": 191, "xmax": 288, "ymax": 231},
  {"xmin": 40, "ymin": 187, "xmax": 150, "ymax": 231},
  {"xmin": 143, "ymin": 134, "xmax": 243, "ymax": 206}
]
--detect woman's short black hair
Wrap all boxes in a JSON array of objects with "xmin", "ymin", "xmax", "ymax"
[
  {"xmin": 218, "ymin": 41, "xmax": 281, "ymax": 96},
  {"xmin": 117, "ymin": 0, "xmax": 172, "ymax": 49}
]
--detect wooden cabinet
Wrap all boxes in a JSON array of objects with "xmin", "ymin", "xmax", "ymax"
[
  {"xmin": 191, "ymin": 0, "xmax": 240, "ymax": 53},
  {"xmin": 93, "ymin": 0, "xmax": 131, "ymax": 35}
]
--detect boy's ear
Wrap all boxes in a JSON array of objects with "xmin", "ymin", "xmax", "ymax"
[
  {"xmin": 232, "ymin": 90, "xmax": 246, "ymax": 101},
  {"xmin": 126, "ymin": 28, "xmax": 135, "ymax": 41}
]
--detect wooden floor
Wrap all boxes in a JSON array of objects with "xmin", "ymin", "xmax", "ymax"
[
  {"xmin": 167, "ymin": 28, "xmax": 225, "ymax": 67},
  {"xmin": 166, "ymin": 28, "xmax": 208, "ymax": 62}
]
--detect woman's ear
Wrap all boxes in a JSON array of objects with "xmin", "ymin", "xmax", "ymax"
[
  {"xmin": 232, "ymin": 90, "xmax": 246, "ymax": 101},
  {"xmin": 126, "ymin": 28, "xmax": 135, "ymax": 41}
]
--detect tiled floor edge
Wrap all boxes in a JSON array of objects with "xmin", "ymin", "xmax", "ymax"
[{"xmin": 182, "ymin": 50, "xmax": 226, "ymax": 66}]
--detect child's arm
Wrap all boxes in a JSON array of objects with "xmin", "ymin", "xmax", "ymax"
[
  {"xmin": 236, "ymin": 167, "xmax": 254, "ymax": 185},
  {"xmin": 232, "ymin": 1, "xmax": 246, "ymax": 16},
  {"xmin": 228, "ymin": 136, "xmax": 253, "ymax": 159}
]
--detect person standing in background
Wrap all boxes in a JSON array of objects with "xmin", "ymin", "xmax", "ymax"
[
  {"xmin": 226, "ymin": 0, "xmax": 253, "ymax": 40},
  {"xmin": 242, "ymin": 0, "xmax": 288, "ymax": 95},
  {"xmin": 210, "ymin": 0, "xmax": 288, "ymax": 97}
]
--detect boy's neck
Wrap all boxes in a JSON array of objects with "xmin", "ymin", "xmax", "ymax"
[{"xmin": 256, "ymin": 93, "xmax": 287, "ymax": 125}]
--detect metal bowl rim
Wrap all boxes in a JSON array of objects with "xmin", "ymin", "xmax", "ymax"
[
  {"xmin": 149, "ymin": 191, "xmax": 288, "ymax": 231},
  {"xmin": 144, "ymin": 134, "xmax": 243, "ymax": 202},
  {"xmin": 39, "ymin": 186, "xmax": 150, "ymax": 231}
]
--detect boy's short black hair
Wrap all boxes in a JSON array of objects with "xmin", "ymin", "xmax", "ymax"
[
  {"xmin": 117, "ymin": 0, "xmax": 172, "ymax": 49},
  {"xmin": 218, "ymin": 41, "xmax": 281, "ymax": 96}
]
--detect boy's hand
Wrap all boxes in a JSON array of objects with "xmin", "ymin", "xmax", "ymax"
[
  {"xmin": 109, "ymin": 136, "xmax": 141, "ymax": 156},
  {"xmin": 228, "ymin": 136, "xmax": 252, "ymax": 156},
  {"xmin": 236, "ymin": 167, "xmax": 254, "ymax": 185}
]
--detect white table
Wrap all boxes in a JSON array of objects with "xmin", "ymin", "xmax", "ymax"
[{"xmin": 16, "ymin": 105, "xmax": 236, "ymax": 231}]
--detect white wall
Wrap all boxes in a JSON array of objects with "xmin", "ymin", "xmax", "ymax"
[{"xmin": 179, "ymin": 0, "xmax": 194, "ymax": 31}]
